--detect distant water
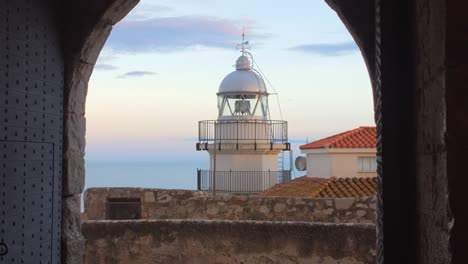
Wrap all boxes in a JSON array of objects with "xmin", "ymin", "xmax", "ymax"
[
  {"xmin": 84, "ymin": 159, "xmax": 209, "ymax": 191},
  {"xmin": 82, "ymin": 158, "xmax": 302, "ymax": 211}
]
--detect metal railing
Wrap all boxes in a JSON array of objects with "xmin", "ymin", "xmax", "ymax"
[
  {"xmin": 197, "ymin": 169, "xmax": 292, "ymax": 193},
  {"xmin": 198, "ymin": 120, "xmax": 288, "ymax": 144}
]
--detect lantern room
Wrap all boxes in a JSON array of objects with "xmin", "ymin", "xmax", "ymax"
[{"xmin": 217, "ymin": 54, "xmax": 270, "ymax": 120}]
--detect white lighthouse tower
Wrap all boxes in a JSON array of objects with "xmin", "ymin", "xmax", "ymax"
[{"xmin": 196, "ymin": 35, "xmax": 291, "ymax": 194}]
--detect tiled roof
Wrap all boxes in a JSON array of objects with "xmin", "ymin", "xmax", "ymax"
[
  {"xmin": 300, "ymin": 126, "xmax": 377, "ymax": 150},
  {"xmin": 259, "ymin": 176, "xmax": 377, "ymax": 198},
  {"xmin": 259, "ymin": 176, "xmax": 328, "ymax": 197},
  {"xmin": 312, "ymin": 177, "xmax": 378, "ymax": 198}
]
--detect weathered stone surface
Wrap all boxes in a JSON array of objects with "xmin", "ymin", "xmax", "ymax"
[
  {"xmin": 79, "ymin": 21, "xmax": 113, "ymax": 65},
  {"xmin": 65, "ymin": 62, "xmax": 94, "ymax": 115},
  {"xmin": 356, "ymin": 210, "xmax": 367, "ymax": 218},
  {"xmin": 144, "ymin": 191, "xmax": 155, "ymax": 202},
  {"xmin": 63, "ymin": 157, "xmax": 86, "ymax": 196},
  {"xmin": 84, "ymin": 188, "xmax": 376, "ymax": 223},
  {"xmin": 273, "ymin": 202, "xmax": 286, "ymax": 213},
  {"xmin": 100, "ymin": 0, "xmax": 140, "ymax": 25},
  {"xmin": 83, "ymin": 220, "xmax": 376, "ymax": 264},
  {"xmin": 63, "ymin": 113, "xmax": 86, "ymax": 195},
  {"xmin": 335, "ymin": 198, "xmax": 355, "ymax": 210},
  {"xmin": 62, "ymin": 195, "xmax": 85, "ymax": 264},
  {"xmin": 63, "ymin": 113, "xmax": 86, "ymax": 158}
]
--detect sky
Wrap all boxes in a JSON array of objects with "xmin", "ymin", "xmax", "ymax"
[{"xmin": 85, "ymin": 0, "xmax": 375, "ymax": 161}]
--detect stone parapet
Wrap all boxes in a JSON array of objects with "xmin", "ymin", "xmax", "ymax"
[
  {"xmin": 84, "ymin": 188, "xmax": 376, "ymax": 223},
  {"xmin": 83, "ymin": 219, "xmax": 376, "ymax": 264}
]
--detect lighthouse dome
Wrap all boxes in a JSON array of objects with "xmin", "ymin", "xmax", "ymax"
[{"xmin": 218, "ymin": 55, "xmax": 267, "ymax": 95}]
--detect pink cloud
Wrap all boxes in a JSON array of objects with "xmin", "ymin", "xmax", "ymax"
[{"xmin": 107, "ymin": 16, "xmax": 267, "ymax": 52}]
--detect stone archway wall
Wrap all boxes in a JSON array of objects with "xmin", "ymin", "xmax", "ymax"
[
  {"xmin": 57, "ymin": 1, "xmax": 139, "ymax": 263},
  {"xmin": 58, "ymin": 0, "xmax": 468, "ymax": 263},
  {"xmin": 57, "ymin": 1, "xmax": 379, "ymax": 263}
]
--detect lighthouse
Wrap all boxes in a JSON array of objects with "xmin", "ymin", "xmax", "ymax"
[{"xmin": 196, "ymin": 35, "xmax": 291, "ymax": 194}]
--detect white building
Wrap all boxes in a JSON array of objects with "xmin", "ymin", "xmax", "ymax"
[
  {"xmin": 299, "ymin": 127, "xmax": 377, "ymax": 179},
  {"xmin": 196, "ymin": 37, "xmax": 291, "ymax": 193}
]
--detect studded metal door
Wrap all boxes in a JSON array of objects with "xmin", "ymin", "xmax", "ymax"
[{"xmin": 0, "ymin": 0, "xmax": 63, "ymax": 263}]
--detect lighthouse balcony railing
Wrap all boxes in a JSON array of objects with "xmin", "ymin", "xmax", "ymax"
[
  {"xmin": 198, "ymin": 120, "xmax": 288, "ymax": 145},
  {"xmin": 197, "ymin": 169, "xmax": 292, "ymax": 193}
]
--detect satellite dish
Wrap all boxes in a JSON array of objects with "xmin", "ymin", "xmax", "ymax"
[{"xmin": 295, "ymin": 156, "xmax": 307, "ymax": 171}]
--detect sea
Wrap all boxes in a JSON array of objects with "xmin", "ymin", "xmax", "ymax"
[
  {"xmin": 84, "ymin": 159, "xmax": 209, "ymax": 191},
  {"xmin": 82, "ymin": 146, "xmax": 304, "ymax": 210}
]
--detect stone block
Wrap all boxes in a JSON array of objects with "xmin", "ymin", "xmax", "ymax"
[
  {"xmin": 79, "ymin": 21, "xmax": 113, "ymax": 65},
  {"xmin": 356, "ymin": 203, "xmax": 368, "ymax": 208},
  {"xmin": 335, "ymin": 198, "xmax": 354, "ymax": 210},
  {"xmin": 102, "ymin": 0, "xmax": 140, "ymax": 26},
  {"xmin": 62, "ymin": 195, "xmax": 84, "ymax": 264},
  {"xmin": 65, "ymin": 62, "xmax": 94, "ymax": 115},
  {"xmin": 144, "ymin": 191, "xmax": 155, "ymax": 203},
  {"xmin": 206, "ymin": 204, "xmax": 219, "ymax": 216},
  {"xmin": 417, "ymin": 72, "xmax": 446, "ymax": 155},
  {"xmin": 273, "ymin": 203, "xmax": 286, "ymax": 213},
  {"xmin": 259, "ymin": 205, "xmax": 270, "ymax": 214},
  {"xmin": 63, "ymin": 113, "xmax": 86, "ymax": 158},
  {"xmin": 356, "ymin": 210, "xmax": 367, "ymax": 218},
  {"xmin": 63, "ymin": 157, "xmax": 85, "ymax": 196}
]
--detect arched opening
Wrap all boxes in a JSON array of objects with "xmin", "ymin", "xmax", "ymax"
[
  {"xmin": 83, "ymin": 0, "xmax": 375, "ymax": 192},
  {"xmin": 74, "ymin": 0, "xmax": 378, "ymax": 262},
  {"xmin": 3, "ymin": 0, "xmax": 465, "ymax": 263}
]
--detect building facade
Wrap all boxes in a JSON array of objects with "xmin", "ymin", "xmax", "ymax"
[{"xmin": 300, "ymin": 127, "xmax": 377, "ymax": 178}]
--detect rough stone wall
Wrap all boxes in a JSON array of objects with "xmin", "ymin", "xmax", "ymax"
[
  {"xmin": 445, "ymin": 1, "xmax": 468, "ymax": 263},
  {"xmin": 414, "ymin": 0, "xmax": 468, "ymax": 263},
  {"xmin": 414, "ymin": 0, "xmax": 452, "ymax": 262},
  {"xmin": 82, "ymin": 220, "xmax": 376, "ymax": 264},
  {"xmin": 83, "ymin": 188, "xmax": 376, "ymax": 223},
  {"xmin": 57, "ymin": 1, "xmax": 140, "ymax": 263}
]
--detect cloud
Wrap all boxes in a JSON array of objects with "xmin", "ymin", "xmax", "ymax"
[
  {"xmin": 289, "ymin": 42, "xmax": 358, "ymax": 56},
  {"xmin": 117, "ymin": 71, "xmax": 158, "ymax": 78},
  {"xmin": 97, "ymin": 54, "xmax": 118, "ymax": 63},
  {"xmin": 106, "ymin": 16, "xmax": 267, "ymax": 53},
  {"xmin": 95, "ymin": 64, "xmax": 118, "ymax": 71},
  {"xmin": 126, "ymin": 4, "xmax": 173, "ymax": 20}
]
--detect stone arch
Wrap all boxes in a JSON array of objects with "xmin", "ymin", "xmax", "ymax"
[
  {"xmin": 59, "ymin": 1, "xmax": 139, "ymax": 262},
  {"xmin": 60, "ymin": 0, "xmax": 381, "ymax": 263},
  {"xmin": 61, "ymin": 1, "xmax": 468, "ymax": 264}
]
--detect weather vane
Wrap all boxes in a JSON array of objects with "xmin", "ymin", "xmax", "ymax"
[{"xmin": 237, "ymin": 26, "xmax": 250, "ymax": 54}]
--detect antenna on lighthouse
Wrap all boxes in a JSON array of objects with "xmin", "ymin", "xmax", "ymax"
[{"xmin": 237, "ymin": 27, "xmax": 250, "ymax": 54}]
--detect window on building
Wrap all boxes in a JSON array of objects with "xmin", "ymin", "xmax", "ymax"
[
  {"xmin": 358, "ymin": 156, "xmax": 377, "ymax": 172},
  {"xmin": 105, "ymin": 198, "xmax": 142, "ymax": 220}
]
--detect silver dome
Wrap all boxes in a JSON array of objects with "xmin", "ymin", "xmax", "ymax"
[
  {"xmin": 218, "ymin": 55, "xmax": 267, "ymax": 94},
  {"xmin": 236, "ymin": 55, "xmax": 251, "ymax": 70}
]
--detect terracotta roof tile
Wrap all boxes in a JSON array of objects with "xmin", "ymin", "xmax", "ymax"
[
  {"xmin": 259, "ymin": 176, "xmax": 327, "ymax": 197},
  {"xmin": 300, "ymin": 126, "xmax": 377, "ymax": 150},
  {"xmin": 259, "ymin": 176, "xmax": 377, "ymax": 198},
  {"xmin": 315, "ymin": 177, "xmax": 378, "ymax": 198}
]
